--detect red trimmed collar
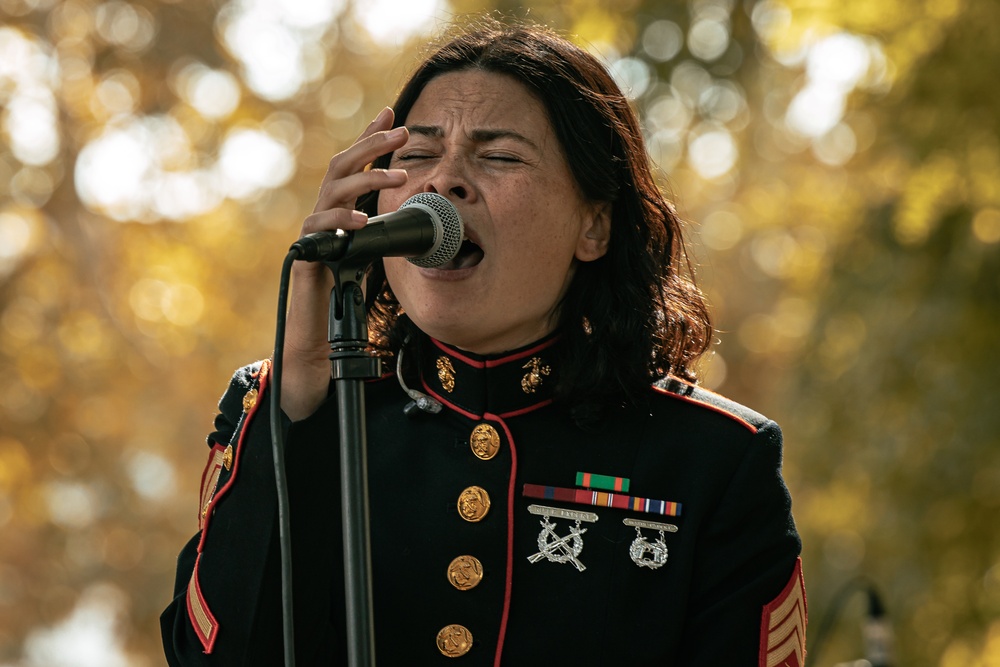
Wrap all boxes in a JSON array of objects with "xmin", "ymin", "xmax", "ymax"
[{"xmin": 417, "ymin": 334, "xmax": 560, "ymax": 418}]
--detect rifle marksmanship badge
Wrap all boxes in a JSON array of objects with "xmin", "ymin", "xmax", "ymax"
[
  {"xmin": 623, "ymin": 517, "xmax": 677, "ymax": 570},
  {"xmin": 526, "ymin": 504, "xmax": 598, "ymax": 572}
]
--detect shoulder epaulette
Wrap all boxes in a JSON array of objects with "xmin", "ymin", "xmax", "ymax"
[
  {"xmin": 213, "ymin": 361, "xmax": 269, "ymax": 434},
  {"xmin": 651, "ymin": 376, "xmax": 768, "ymax": 434},
  {"xmin": 190, "ymin": 358, "xmax": 272, "ymax": 653}
]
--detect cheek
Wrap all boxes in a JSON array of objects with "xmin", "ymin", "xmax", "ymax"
[
  {"xmin": 377, "ymin": 187, "xmax": 407, "ymax": 216},
  {"xmin": 383, "ymin": 258, "xmax": 408, "ymax": 294}
]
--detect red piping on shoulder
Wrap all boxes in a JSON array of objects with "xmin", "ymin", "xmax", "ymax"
[
  {"xmin": 197, "ymin": 360, "xmax": 272, "ymax": 550},
  {"xmin": 188, "ymin": 360, "xmax": 271, "ymax": 653},
  {"xmin": 652, "ymin": 384, "xmax": 758, "ymax": 434}
]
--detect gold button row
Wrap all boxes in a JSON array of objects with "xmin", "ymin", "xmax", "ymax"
[{"xmin": 436, "ymin": 423, "xmax": 499, "ymax": 657}]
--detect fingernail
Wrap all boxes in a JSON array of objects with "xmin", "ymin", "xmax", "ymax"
[
  {"xmin": 373, "ymin": 107, "xmax": 391, "ymax": 125},
  {"xmin": 387, "ymin": 126, "xmax": 407, "ymax": 141},
  {"xmin": 385, "ymin": 169, "xmax": 407, "ymax": 181},
  {"xmin": 352, "ymin": 210, "xmax": 368, "ymax": 224}
]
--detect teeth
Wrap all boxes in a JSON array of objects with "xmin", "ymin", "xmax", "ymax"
[{"xmin": 437, "ymin": 240, "xmax": 483, "ymax": 270}]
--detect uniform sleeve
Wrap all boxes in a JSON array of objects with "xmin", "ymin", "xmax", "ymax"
[
  {"xmin": 676, "ymin": 420, "xmax": 806, "ymax": 666},
  {"xmin": 160, "ymin": 365, "xmax": 343, "ymax": 666}
]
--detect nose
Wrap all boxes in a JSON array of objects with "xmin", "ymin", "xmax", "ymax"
[{"xmin": 422, "ymin": 155, "xmax": 473, "ymax": 202}]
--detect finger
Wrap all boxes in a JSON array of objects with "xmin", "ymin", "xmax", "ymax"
[
  {"xmin": 356, "ymin": 106, "xmax": 394, "ymax": 143},
  {"xmin": 300, "ymin": 207, "xmax": 370, "ymax": 236},
  {"xmin": 312, "ymin": 167, "xmax": 408, "ymax": 214},
  {"xmin": 322, "ymin": 124, "xmax": 409, "ymax": 185}
]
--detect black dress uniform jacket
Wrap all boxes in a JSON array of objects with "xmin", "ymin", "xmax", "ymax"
[{"xmin": 161, "ymin": 334, "xmax": 806, "ymax": 666}]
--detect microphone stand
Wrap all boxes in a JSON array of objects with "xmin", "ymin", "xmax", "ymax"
[{"xmin": 326, "ymin": 258, "xmax": 380, "ymax": 667}]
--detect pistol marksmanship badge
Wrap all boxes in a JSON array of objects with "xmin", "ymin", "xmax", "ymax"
[
  {"xmin": 623, "ymin": 517, "xmax": 677, "ymax": 570},
  {"xmin": 521, "ymin": 357, "xmax": 551, "ymax": 394},
  {"xmin": 527, "ymin": 504, "xmax": 598, "ymax": 572},
  {"xmin": 436, "ymin": 356, "xmax": 456, "ymax": 393}
]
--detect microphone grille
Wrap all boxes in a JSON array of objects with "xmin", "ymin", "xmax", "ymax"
[{"xmin": 400, "ymin": 193, "xmax": 464, "ymax": 268}]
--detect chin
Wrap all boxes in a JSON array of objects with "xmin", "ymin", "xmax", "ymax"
[{"xmin": 408, "ymin": 316, "xmax": 477, "ymax": 348}]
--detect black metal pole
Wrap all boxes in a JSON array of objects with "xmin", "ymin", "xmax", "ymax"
[{"xmin": 327, "ymin": 265, "xmax": 380, "ymax": 667}]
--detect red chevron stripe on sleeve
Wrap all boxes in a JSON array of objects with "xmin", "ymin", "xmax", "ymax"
[{"xmin": 759, "ymin": 558, "xmax": 807, "ymax": 667}]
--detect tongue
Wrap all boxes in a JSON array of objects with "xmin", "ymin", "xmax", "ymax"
[{"xmin": 439, "ymin": 242, "xmax": 484, "ymax": 270}]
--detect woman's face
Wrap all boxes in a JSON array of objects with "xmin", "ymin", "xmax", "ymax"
[{"xmin": 379, "ymin": 69, "xmax": 609, "ymax": 355}]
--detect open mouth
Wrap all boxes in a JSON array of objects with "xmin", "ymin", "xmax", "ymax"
[{"xmin": 438, "ymin": 238, "xmax": 484, "ymax": 270}]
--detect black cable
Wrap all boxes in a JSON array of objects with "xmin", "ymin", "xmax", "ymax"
[{"xmin": 270, "ymin": 249, "xmax": 298, "ymax": 667}]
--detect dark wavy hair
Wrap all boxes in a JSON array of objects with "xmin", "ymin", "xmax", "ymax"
[{"xmin": 357, "ymin": 20, "xmax": 711, "ymax": 417}]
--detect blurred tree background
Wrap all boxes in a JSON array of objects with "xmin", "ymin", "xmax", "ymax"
[{"xmin": 0, "ymin": 0, "xmax": 997, "ymax": 664}]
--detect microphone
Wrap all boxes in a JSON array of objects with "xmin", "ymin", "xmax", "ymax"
[{"xmin": 291, "ymin": 192, "xmax": 464, "ymax": 268}]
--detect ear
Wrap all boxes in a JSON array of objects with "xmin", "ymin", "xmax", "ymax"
[{"xmin": 575, "ymin": 202, "xmax": 611, "ymax": 262}]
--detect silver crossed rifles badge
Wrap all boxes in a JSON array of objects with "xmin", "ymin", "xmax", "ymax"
[
  {"xmin": 527, "ymin": 504, "xmax": 599, "ymax": 572},
  {"xmin": 623, "ymin": 517, "xmax": 677, "ymax": 570}
]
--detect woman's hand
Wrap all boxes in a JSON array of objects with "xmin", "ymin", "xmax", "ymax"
[{"xmin": 281, "ymin": 107, "xmax": 409, "ymax": 421}]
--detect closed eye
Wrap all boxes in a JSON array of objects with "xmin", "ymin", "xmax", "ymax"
[
  {"xmin": 483, "ymin": 154, "xmax": 523, "ymax": 163},
  {"xmin": 395, "ymin": 153, "xmax": 437, "ymax": 161}
]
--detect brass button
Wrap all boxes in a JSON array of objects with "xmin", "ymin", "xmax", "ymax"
[
  {"xmin": 222, "ymin": 445, "xmax": 234, "ymax": 471},
  {"xmin": 469, "ymin": 423, "xmax": 500, "ymax": 460},
  {"xmin": 457, "ymin": 486, "xmax": 490, "ymax": 522},
  {"xmin": 242, "ymin": 388, "xmax": 258, "ymax": 412},
  {"xmin": 436, "ymin": 624, "xmax": 473, "ymax": 657},
  {"xmin": 446, "ymin": 555, "xmax": 484, "ymax": 591}
]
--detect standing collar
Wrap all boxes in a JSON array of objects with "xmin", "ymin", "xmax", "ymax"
[{"xmin": 417, "ymin": 334, "xmax": 560, "ymax": 419}]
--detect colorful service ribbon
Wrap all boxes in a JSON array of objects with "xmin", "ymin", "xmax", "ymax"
[
  {"xmin": 575, "ymin": 471, "xmax": 629, "ymax": 493},
  {"xmin": 523, "ymin": 483, "xmax": 682, "ymax": 517}
]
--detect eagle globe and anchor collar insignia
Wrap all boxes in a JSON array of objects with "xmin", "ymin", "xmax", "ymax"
[
  {"xmin": 526, "ymin": 504, "xmax": 598, "ymax": 572},
  {"xmin": 419, "ymin": 336, "xmax": 559, "ymax": 417}
]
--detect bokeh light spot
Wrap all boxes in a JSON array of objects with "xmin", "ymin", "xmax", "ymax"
[
  {"xmin": 687, "ymin": 19, "xmax": 730, "ymax": 62},
  {"xmin": 75, "ymin": 124, "xmax": 152, "ymax": 220},
  {"xmin": 23, "ymin": 584, "xmax": 131, "ymax": 667},
  {"xmin": 3, "ymin": 94, "xmax": 61, "ymax": 166},
  {"xmin": 0, "ymin": 210, "xmax": 38, "ymax": 272},
  {"xmin": 700, "ymin": 209, "xmax": 743, "ymax": 251},
  {"xmin": 94, "ymin": 1, "xmax": 157, "ymax": 52},
  {"xmin": 92, "ymin": 69, "xmax": 140, "ymax": 117},
  {"xmin": 812, "ymin": 122, "xmax": 857, "ymax": 166},
  {"xmin": 44, "ymin": 481, "xmax": 98, "ymax": 528},
  {"xmin": 126, "ymin": 450, "xmax": 177, "ymax": 502},
  {"xmin": 217, "ymin": 0, "xmax": 346, "ymax": 100},
  {"xmin": 641, "ymin": 20, "xmax": 683, "ymax": 62},
  {"xmin": 218, "ymin": 128, "xmax": 295, "ymax": 199},
  {"xmin": 688, "ymin": 126, "xmax": 737, "ymax": 178},
  {"xmin": 184, "ymin": 66, "xmax": 241, "ymax": 120},
  {"xmin": 786, "ymin": 81, "xmax": 846, "ymax": 138},
  {"xmin": 972, "ymin": 208, "xmax": 1000, "ymax": 244},
  {"xmin": 354, "ymin": 0, "xmax": 445, "ymax": 46},
  {"xmin": 162, "ymin": 283, "xmax": 205, "ymax": 326}
]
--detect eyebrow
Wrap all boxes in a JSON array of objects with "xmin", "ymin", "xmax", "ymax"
[{"xmin": 406, "ymin": 125, "xmax": 539, "ymax": 150}]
